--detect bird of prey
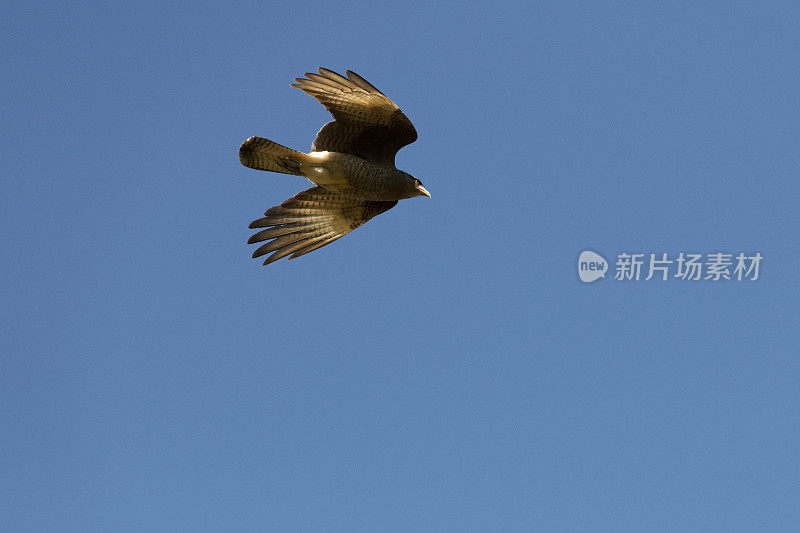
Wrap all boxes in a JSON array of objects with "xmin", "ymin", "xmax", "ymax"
[{"xmin": 239, "ymin": 67, "xmax": 430, "ymax": 266}]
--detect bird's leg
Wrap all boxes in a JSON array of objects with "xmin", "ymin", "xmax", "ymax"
[{"xmin": 299, "ymin": 151, "xmax": 350, "ymax": 189}]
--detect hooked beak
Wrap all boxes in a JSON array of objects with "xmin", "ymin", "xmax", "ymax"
[{"xmin": 416, "ymin": 184, "xmax": 431, "ymax": 198}]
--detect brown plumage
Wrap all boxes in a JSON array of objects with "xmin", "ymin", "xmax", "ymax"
[{"xmin": 239, "ymin": 68, "xmax": 429, "ymax": 266}]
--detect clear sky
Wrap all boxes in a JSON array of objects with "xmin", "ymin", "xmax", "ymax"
[{"xmin": 3, "ymin": 1, "xmax": 800, "ymax": 531}]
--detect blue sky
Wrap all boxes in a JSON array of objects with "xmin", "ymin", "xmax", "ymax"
[{"xmin": 3, "ymin": 1, "xmax": 800, "ymax": 530}]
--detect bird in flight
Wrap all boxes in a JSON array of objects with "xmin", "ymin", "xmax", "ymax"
[{"xmin": 239, "ymin": 67, "xmax": 430, "ymax": 266}]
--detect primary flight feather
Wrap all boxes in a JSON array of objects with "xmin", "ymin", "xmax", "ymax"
[{"xmin": 239, "ymin": 68, "xmax": 430, "ymax": 266}]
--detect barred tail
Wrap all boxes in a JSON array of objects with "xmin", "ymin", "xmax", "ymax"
[{"xmin": 239, "ymin": 136, "xmax": 310, "ymax": 176}]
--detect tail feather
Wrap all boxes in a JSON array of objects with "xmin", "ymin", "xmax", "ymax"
[{"xmin": 239, "ymin": 136, "xmax": 309, "ymax": 175}]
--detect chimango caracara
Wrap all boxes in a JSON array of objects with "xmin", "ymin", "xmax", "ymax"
[{"xmin": 239, "ymin": 68, "xmax": 430, "ymax": 266}]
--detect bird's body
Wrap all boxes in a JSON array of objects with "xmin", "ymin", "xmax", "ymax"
[
  {"xmin": 239, "ymin": 68, "xmax": 429, "ymax": 265},
  {"xmin": 303, "ymin": 150, "xmax": 422, "ymax": 201}
]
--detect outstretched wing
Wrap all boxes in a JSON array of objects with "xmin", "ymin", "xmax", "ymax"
[
  {"xmin": 291, "ymin": 68, "xmax": 417, "ymax": 167},
  {"xmin": 248, "ymin": 186, "xmax": 397, "ymax": 265}
]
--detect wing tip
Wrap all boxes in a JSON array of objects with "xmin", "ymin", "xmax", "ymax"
[{"xmin": 345, "ymin": 69, "xmax": 382, "ymax": 94}]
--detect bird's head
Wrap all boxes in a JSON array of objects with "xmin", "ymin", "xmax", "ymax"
[{"xmin": 411, "ymin": 176, "xmax": 431, "ymax": 198}]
